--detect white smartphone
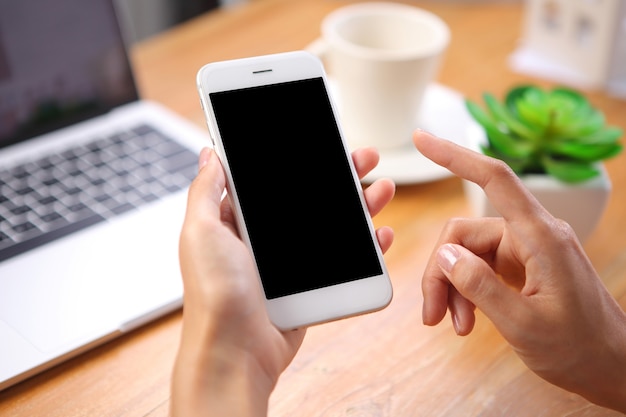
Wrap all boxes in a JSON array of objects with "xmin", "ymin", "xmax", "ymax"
[{"xmin": 196, "ymin": 51, "xmax": 392, "ymax": 330}]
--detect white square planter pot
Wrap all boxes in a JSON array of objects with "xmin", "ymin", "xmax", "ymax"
[{"xmin": 462, "ymin": 126, "xmax": 612, "ymax": 243}]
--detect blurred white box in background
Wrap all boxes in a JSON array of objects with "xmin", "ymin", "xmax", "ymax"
[{"xmin": 510, "ymin": 0, "xmax": 626, "ymax": 99}]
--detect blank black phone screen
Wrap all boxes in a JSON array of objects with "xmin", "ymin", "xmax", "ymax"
[{"xmin": 210, "ymin": 77, "xmax": 383, "ymax": 299}]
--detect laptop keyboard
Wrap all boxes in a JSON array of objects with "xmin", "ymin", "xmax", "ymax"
[{"xmin": 0, "ymin": 124, "xmax": 198, "ymax": 263}]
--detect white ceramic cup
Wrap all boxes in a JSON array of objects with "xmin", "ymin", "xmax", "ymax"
[{"xmin": 309, "ymin": 2, "xmax": 450, "ymax": 151}]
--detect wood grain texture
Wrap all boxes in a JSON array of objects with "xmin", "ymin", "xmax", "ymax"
[{"xmin": 2, "ymin": 1, "xmax": 625, "ymax": 416}]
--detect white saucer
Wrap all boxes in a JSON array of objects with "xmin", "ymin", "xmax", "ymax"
[{"xmin": 329, "ymin": 81, "xmax": 479, "ymax": 184}]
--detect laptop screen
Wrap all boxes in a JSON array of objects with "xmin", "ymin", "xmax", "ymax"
[{"xmin": 0, "ymin": 0, "xmax": 139, "ymax": 149}]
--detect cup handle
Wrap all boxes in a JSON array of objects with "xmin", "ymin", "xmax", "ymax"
[{"xmin": 305, "ymin": 37, "xmax": 328, "ymax": 60}]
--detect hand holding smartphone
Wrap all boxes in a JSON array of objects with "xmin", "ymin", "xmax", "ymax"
[{"xmin": 196, "ymin": 51, "xmax": 392, "ymax": 330}]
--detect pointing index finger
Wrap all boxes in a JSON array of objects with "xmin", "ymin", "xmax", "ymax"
[{"xmin": 413, "ymin": 129, "xmax": 550, "ymax": 223}]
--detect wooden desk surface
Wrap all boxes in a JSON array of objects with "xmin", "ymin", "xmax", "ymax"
[{"xmin": 2, "ymin": 1, "xmax": 626, "ymax": 416}]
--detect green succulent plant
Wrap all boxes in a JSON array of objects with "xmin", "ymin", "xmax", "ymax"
[{"xmin": 465, "ymin": 85, "xmax": 623, "ymax": 183}]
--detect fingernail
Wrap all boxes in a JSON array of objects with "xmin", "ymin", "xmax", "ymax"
[
  {"xmin": 437, "ymin": 244, "xmax": 460, "ymax": 274},
  {"xmin": 452, "ymin": 312, "xmax": 462, "ymax": 335}
]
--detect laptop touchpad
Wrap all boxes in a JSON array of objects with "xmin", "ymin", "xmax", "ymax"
[{"xmin": 0, "ymin": 199, "xmax": 184, "ymax": 353}]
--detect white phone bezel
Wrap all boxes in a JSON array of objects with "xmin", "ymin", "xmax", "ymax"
[{"xmin": 196, "ymin": 51, "xmax": 392, "ymax": 330}]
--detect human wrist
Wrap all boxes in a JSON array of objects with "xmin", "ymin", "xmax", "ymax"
[
  {"xmin": 576, "ymin": 307, "xmax": 626, "ymax": 413},
  {"xmin": 171, "ymin": 316, "xmax": 273, "ymax": 417},
  {"xmin": 597, "ymin": 324, "xmax": 626, "ymax": 413}
]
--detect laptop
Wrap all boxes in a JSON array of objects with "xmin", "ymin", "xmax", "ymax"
[{"xmin": 0, "ymin": 0, "xmax": 210, "ymax": 390}]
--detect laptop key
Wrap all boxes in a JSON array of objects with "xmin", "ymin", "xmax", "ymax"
[{"xmin": 12, "ymin": 221, "xmax": 37, "ymax": 234}]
